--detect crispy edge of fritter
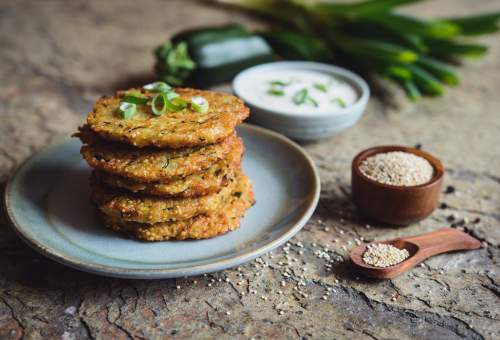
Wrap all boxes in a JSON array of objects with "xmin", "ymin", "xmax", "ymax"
[
  {"xmin": 80, "ymin": 133, "xmax": 243, "ymax": 182},
  {"xmin": 100, "ymin": 175, "xmax": 254, "ymax": 241},
  {"xmin": 90, "ymin": 171, "xmax": 244, "ymax": 224},
  {"xmin": 93, "ymin": 151, "xmax": 241, "ymax": 198}
]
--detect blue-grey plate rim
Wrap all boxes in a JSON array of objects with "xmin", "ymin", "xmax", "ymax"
[{"xmin": 4, "ymin": 123, "xmax": 320, "ymax": 279}]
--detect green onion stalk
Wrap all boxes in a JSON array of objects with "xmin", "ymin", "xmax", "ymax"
[{"xmin": 215, "ymin": 0, "xmax": 500, "ymax": 100}]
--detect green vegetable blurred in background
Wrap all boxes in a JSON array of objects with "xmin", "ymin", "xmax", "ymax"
[{"xmin": 154, "ymin": 0, "xmax": 500, "ymax": 101}]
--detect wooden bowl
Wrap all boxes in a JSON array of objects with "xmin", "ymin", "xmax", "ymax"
[{"xmin": 351, "ymin": 145, "xmax": 444, "ymax": 225}]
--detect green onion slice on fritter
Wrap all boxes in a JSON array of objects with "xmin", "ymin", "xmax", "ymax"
[
  {"xmin": 151, "ymin": 93, "xmax": 168, "ymax": 115},
  {"xmin": 191, "ymin": 96, "xmax": 209, "ymax": 113},
  {"xmin": 119, "ymin": 102, "xmax": 137, "ymax": 119},
  {"xmin": 143, "ymin": 81, "xmax": 172, "ymax": 93},
  {"xmin": 165, "ymin": 92, "xmax": 188, "ymax": 111},
  {"xmin": 123, "ymin": 90, "xmax": 149, "ymax": 105}
]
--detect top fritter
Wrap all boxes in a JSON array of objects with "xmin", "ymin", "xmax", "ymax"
[{"xmin": 87, "ymin": 84, "xmax": 249, "ymax": 148}]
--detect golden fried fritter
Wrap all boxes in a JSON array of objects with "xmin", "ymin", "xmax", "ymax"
[
  {"xmin": 93, "ymin": 155, "xmax": 239, "ymax": 198},
  {"xmin": 86, "ymin": 88, "xmax": 249, "ymax": 148},
  {"xmin": 81, "ymin": 134, "xmax": 243, "ymax": 182},
  {"xmin": 91, "ymin": 172, "xmax": 245, "ymax": 224},
  {"xmin": 100, "ymin": 175, "xmax": 254, "ymax": 241}
]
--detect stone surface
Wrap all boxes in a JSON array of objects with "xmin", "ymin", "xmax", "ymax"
[{"xmin": 0, "ymin": 1, "xmax": 499, "ymax": 339}]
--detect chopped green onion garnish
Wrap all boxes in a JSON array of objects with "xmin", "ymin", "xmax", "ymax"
[
  {"xmin": 151, "ymin": 93, "xmax": 168, "ymax": 115},
  {"xmin": 332, "ymin": 97, "xmax": 347, "ymax": 108},
  {"xmin": 267, "ymin": 89, "xmax": 285, "ymax": 96},
  {"xmin": 267, "ymin": 80, "xmax": 291, "ymax": 96},
  {"xmin": 293, "ymin": 88, "xmax": 318, "ymax": 107},
  {"xmin": 293, "ymin": 89, "xmax": 308, "ymax": 105},
  {"xmin": 123, "ymin": 92, "xmax": 148, "ymax": 105},
  {"xmin": 166, "ymin": 91, "xmax": 187, "ymax": 111},
  {"xmin": 313, "ymin": 83, "xmax": 328, "ymax": 93},
  {"xmin": 268, "ymin": 80, "xmax": 292, "ymax": 87},
  {"xmin": 125, "ymin": 89, "xmax": 143, "ymax": 96},
  {"xmin": 143, "ymin": 81, "xmax": 172, "ymax": 93},
  {"xmin": 119, "ymin": 102, "xmax": 137, "ymax": 119},
  {"xmin": 191, "ymin": 96, "xmax": 209, "ymax": 113},
  {"xmin": 151, "ymin": 91, "xmax": 187, "ymax": 113},
  {"xmin": 328, "ymin": 77, "xmax": 345, "ymax": 86}
]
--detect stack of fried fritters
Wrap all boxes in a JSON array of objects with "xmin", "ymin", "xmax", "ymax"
[{"xmin": 76, "ymin": 88, "xmax": 254, "ymax": 241}]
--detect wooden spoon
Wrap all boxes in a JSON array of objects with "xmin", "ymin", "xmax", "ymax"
[{"xmin": 350, "ymin": 228, "xmax": 481, "ymax": 279}]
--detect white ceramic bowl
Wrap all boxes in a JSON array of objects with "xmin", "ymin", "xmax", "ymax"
[{"xmin": 233, "ymin": 61, "xmax": 370, "ymax": 141}]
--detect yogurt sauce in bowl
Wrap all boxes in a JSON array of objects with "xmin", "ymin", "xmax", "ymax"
[
  {"xmin": 233, "ymin": 61, "xmax": 370, "ymax": 140},
  {"xmin": 240, "ymin": 69, "xmax": 359, "ymax": 115}
]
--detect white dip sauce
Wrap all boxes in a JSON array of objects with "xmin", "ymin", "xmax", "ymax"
[{"xmin": 240, "ymin": 69, "xmax": 359, "ymax": 115}]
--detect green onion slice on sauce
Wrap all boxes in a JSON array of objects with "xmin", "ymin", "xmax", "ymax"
[
  {"xmin": 191, "ymin": 96, "xmax": 209, "ymax": 113},
  {"xmin": 267, "ymin": 89, "xmax": 285, "ymax": 96},
  {"xmin": 293, "ymin": 88, "xmax": 318, "ymax": 107},
  {"xmin": 119, "ymin": 102, "xmax": 137, "ymax": 119},
  {"xmin": 331, "ymin": 97, "xmax": 347, "ymax": 108},
  {"xmin": 313, "ymin": 83, "xmax": 328, "ymax": 93},
  {"xmin": 143, "ymin": 81, "xmax": 172, "ymax": 93}
]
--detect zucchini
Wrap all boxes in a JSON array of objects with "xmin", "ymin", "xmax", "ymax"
[
  {"xmin": 260, "ymin": 30, "xmax": 332, "ymax": 61},
  {"xmin": 155, "ymin": 24, "xmax": 274, "ymax": 87}
]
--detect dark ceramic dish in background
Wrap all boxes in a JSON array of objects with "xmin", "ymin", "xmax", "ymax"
[{"xmin": 351, "ymin": 145, "xmax": 444, "ymax": 225}]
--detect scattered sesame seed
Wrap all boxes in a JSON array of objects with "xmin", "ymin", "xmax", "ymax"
[
  {"xmin": 176, "ymin": 285, "xmax": 181, "ymax": 290},
  {"xmin": 226, "ymin": 311, "xmax": 231, "ymax": 315}
]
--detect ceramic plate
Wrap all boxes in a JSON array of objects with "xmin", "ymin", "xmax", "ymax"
[{"xmin": 5, "ymin": 124, "xmax": 320, "ymax": 279}]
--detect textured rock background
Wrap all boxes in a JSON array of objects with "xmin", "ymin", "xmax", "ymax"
[{"xmin": 0, "ymin": 0, "xmax": 499, "ymax": 339}]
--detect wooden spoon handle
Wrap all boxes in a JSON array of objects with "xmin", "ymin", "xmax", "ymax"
[{"xmin": 403, "ymin": 228, "xmax": 481, "ymax": 258}]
